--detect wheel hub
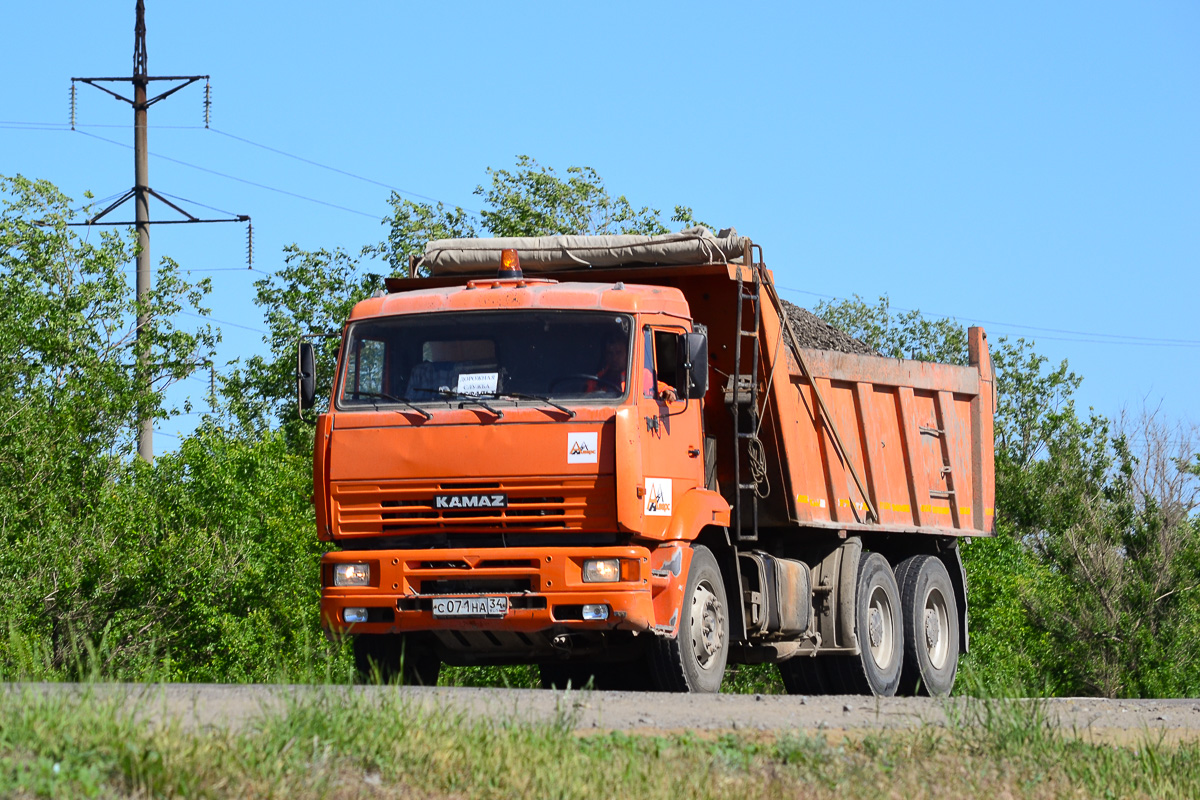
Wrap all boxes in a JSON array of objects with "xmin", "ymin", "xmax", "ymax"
[
  {"xmin": 691, "ymin": 583, "xmax": 725, "ymax": 671},
  {"xmin": 924, "ymin": 608, "xmax": 941, "ymax": 650},
  {"xmin": 868, "ymin": 607, "xmax": 884, "ymax": 649}
]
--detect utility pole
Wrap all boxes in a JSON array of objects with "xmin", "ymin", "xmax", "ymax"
[
  {"xmin": 70, "ymin": 0, "xmax": 249, "ymax": 462},
  {"xmin": 133, "ymin": 2, "xmax": 152, "ymax": 462}
]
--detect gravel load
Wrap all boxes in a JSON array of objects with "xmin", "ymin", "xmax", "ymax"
[{"xmin": 778, "ymin": 299, "xmax": 880, "ymax": 357}]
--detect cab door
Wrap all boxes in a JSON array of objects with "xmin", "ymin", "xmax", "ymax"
[{"xmin": 636, "ymin": 323, "xmax": 704, "ymax": 537}]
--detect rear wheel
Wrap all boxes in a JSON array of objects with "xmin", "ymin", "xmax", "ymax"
[
  {"xmin": 648, "ymin": 545, "xmax": 728, "ymax": 693},
  {"xmin": 894, "ymin": 555, "xmax": 959, "ymax": 696},
  {"xmin": 353, "ymin": 634, "xmax": 441, "ymax": 686},
  {"xmin": 778, "ymin": 655, "xmax": 833, "ymax": 695},
  {"xmin": 827, "ymin": 552, "xmax": 902, "ymax": 696}
]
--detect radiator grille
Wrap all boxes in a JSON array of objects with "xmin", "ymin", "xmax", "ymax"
[{"xmin": 331, "ymin": 477, "xmax": 615, "ymax": 536}]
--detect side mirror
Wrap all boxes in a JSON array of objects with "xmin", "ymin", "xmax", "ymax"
[
  {"xmin": 298, "ymin": 341, "xmax": 316, "ymax": 411},
  {"xmin": 679, "ymin": 332, "xmax": 708, "ymax": 400}
]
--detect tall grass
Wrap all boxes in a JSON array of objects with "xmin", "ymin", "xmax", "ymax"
[{"xmin": 2, "ymin": 679, "xmax": 1199, "ymax": 799}]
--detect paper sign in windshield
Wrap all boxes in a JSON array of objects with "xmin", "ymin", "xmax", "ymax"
[{"xmin": 457, "ymin": 372, "xmax": 498, "ymax": 396}]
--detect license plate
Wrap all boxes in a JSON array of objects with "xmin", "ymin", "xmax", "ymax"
[{"xmin": 432, "ymin": 596, "xmax": 508, "ymax": 618}]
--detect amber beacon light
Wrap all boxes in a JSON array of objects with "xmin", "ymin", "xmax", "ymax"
[{"xmin": 498, "ymin": 248, "xmax": 523, "ymax": 278}]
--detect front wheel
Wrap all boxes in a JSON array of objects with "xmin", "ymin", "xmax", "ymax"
[
  {"xmin": 353, "ymin": 634, "xmax": 441, "ymax": 686},
  {"xmin": 648, "ymin": 545, "xmax": 729, "ymax": 693}
]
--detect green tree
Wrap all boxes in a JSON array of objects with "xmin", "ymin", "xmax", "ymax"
[
  {"xmin": 220, "ymin": 244, "xmax": 376, "ymax": 449},
  {"xmin": 1021, "ymin": 410, "xmax": 1200, "ymax": 697},
  {"xmin": 476, "ymin": 156, "xmax": 669, "ymax": 239},
  {"xmin": 0, "ymin": 174, "xmax": 224, "ymax": 674},
  {"xmin": 365, "ymin": 156, "xmax": 711, "ymax": 276},
  {"xmin": 814, "ymin": 294, "xmax": 969, "ymax": 364}
]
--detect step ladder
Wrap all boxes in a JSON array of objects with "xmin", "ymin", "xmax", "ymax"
[{"xmin": 726, "ymin": 262, "xmax": 764, "ymax": 543}]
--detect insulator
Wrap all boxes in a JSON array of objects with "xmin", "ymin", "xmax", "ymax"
[
  {"xmin": 246, "ymin": 221, "xmax": 253, "ymax": 268},
  {"xmin": 204, "ymin": 81, "xmax": 211, "ymax": 128},
  {"xmin": 70, "ymin": 82, "xmax": 77, "ymax": 131}
]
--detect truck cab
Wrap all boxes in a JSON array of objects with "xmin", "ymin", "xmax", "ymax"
[{"xmin": 315, "ymin": 269, "xmax": 730, "ymax": 689}]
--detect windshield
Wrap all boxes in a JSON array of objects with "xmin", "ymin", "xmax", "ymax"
[{"xmin": 338, "ymin": 310, "xmax": 634, "ymax": 409}]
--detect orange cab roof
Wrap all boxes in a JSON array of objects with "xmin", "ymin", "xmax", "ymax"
[{"xmin": 348, "ymin": 280, "xmax": 691, "ymax": 321}]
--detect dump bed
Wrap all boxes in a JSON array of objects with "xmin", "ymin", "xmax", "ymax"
[{"xmin": 755, "ymin": 282, "xmax": 996, "ymax": 537}]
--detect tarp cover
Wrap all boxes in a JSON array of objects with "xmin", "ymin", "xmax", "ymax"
[{"xmin": 419, "ymin": 227, "xmax": 748, "ymax": 276}]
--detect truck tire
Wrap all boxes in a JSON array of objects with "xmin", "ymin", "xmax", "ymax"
[
  {"xmin": 828, "ymin": 552, "xmax": 903, "ymax": 696},
  {"xmin": 539, "ymin": 662, "xmax": 598, "ymax": 690},
  {"xmin": 894, "ymin": 555, "xmax": 959, "ymax": 697},
  {"xmin": 539, "ymin": 661, "xmax": 653, "ymax": 691},
  {"xmin": 353, "ymin": 634, "xmax": 441, "ymax": 686},
  {"xmin": 647, "ymin": 545, "xmax": 728, "ymax": 693},
  {"xmin": 778, "ymin": 655, "xmax": 833, "ymax": 695}
]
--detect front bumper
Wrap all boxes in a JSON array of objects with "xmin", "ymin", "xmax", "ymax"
[{"xmin": 321, "ymin": 545, "xmax": 660, "ymax": 636}]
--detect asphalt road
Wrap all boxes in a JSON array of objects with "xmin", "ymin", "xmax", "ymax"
[{"xmin": 14, "ymin": 684, "xmax": 1200, "ymax": 742}]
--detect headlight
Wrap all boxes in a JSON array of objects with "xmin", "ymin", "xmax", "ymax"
[
  {"xmin": 582, "ymin": 558, "xmax": 620, "ymax": 582},
  {"xmin": 343, "ymin": 607, "xmax": 368, "ymax": 623},
  {"xmin": 333, "ymin": 563, "xmax": 370, "ymax": 587}
]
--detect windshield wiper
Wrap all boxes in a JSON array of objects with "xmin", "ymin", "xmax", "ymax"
[
  {"xmin": 412, "ymin": 387, "xmax": 504, "ymax": 419},
  {"xmin": 345, "ymin": 390, "xmax": 432, "ymax": 421},
  {"xmin": 495, "ymin": 391, "xmax": 576, "ymax": 419}
]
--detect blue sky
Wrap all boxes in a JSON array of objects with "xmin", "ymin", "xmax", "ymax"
[{"xmin": 3, "ymin": 2, "xmax": 1197, "ymax": 456}]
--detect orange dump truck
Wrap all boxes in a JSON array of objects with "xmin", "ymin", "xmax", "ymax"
[{"xmin": 302, "ymin": 228, "xmax": 995, "ymax": 696}]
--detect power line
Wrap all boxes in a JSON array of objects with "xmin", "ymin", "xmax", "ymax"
[
  {"xmin": 777, "ymin": 285, "xmax": 1200, "ymax": 348},
  {"xmin": 76, "ymin": 129, "xmax": 382, "ymax": 220},
  {"xmin": 178, "ymin": 307, "xmax": 264, "ymax": 331},
  {"xmin": 155, "ymin": 189, "xmax": 241, "ymax": 218},
  {"xmin": 6, "ymin": 118, "xmax": 479, "ymax": 218},
  {"xmin": 209, "ymin": 127, "xmax": 481, "ymax": 214},
  {"xmin": 1, "ymin": 120, "xmax": 204, "ymax": 129},
  {"xmin": 0, "ymin": 124, "xmax": 73, "ymax": 131},
  {"xmin": 120, "ymin": 266, "xmax": 255, "ymax": 273}
]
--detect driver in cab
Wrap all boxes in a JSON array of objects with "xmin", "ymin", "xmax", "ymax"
[{"xmin": 587, "ymin": 335, "xmax": 677, "ymax": 403}]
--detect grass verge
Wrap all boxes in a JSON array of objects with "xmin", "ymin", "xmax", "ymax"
[{"xmin": 1, "ymin": 685, "xmax": 1199, "ymax": 799}]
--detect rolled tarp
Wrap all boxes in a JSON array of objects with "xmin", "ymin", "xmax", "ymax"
[{"xmin": 419, "ymin": 227, "xmax": 748, "ymax": 276}]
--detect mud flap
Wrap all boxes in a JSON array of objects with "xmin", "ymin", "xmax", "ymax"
[
  {"xmin": 941, "ymin": 545, "xmax": 969, "ymax": 653},
  {"xmin": 650, "ymin": 544, "xmax": 693, "ymax": 637}
]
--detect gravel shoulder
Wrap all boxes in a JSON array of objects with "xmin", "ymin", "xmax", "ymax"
[{"xmin": 14, "ymin": 684, "xmax": 1200, "ymax": 743}]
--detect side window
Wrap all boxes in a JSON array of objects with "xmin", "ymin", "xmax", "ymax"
[
  {"xmin": 653, "ymin": 330, "xmax": 680, "ymax": 392},
  {"xmin": 347, "ymin": 339, "xmax": 386, "ymax": 398},
  {"xmin": 642, "ymin": 327, "xmax": 656, "ymax": 398}
]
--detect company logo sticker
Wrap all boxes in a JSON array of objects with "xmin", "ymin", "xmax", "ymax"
[
  {"xmin": 644, "ymin": 478, "xmax": 672, "ymax": 516},
  {"xmin": 567, "ymin": 432, "xmax": 598, "ymax": 464}
]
